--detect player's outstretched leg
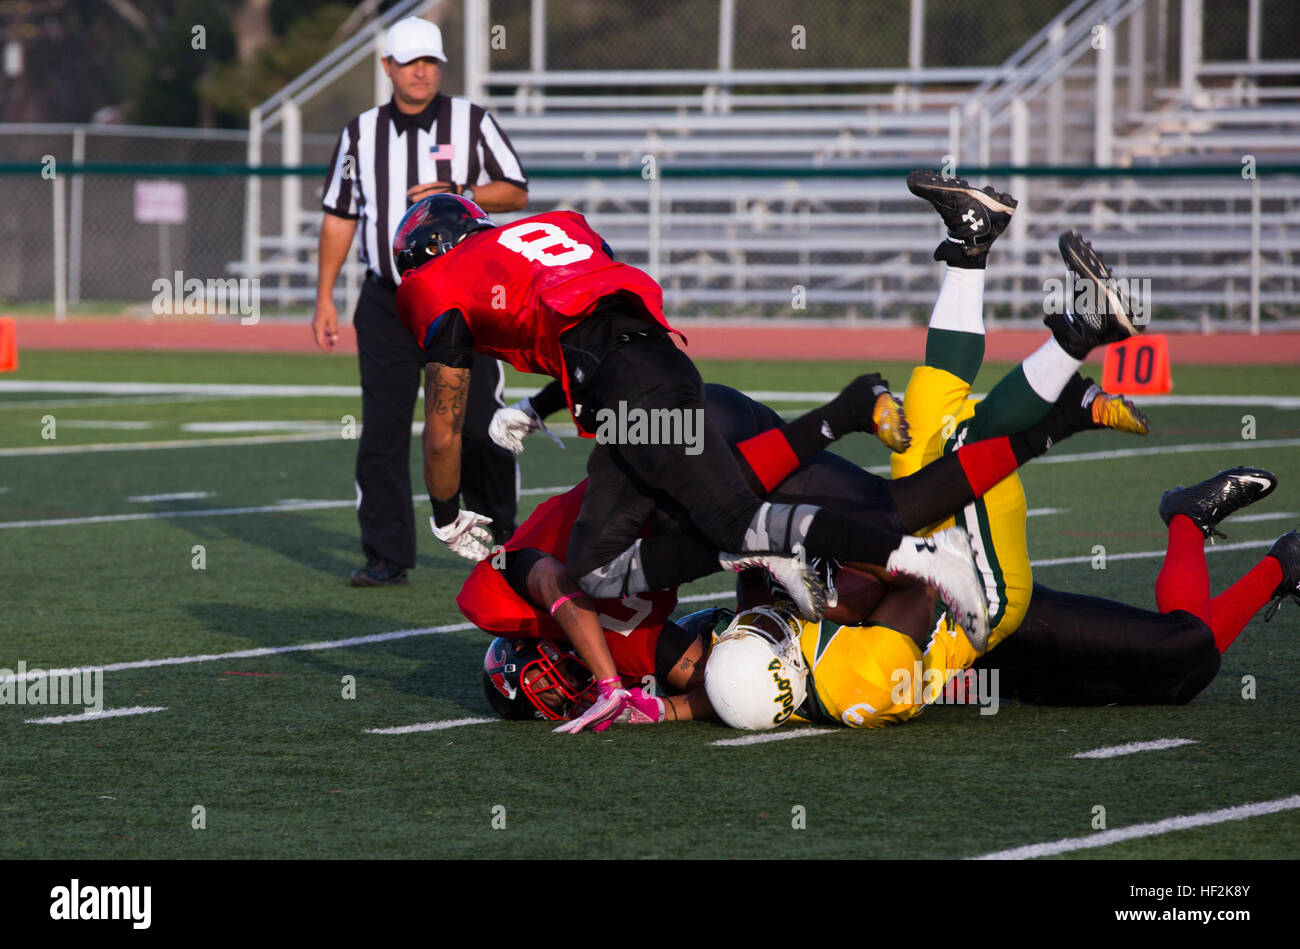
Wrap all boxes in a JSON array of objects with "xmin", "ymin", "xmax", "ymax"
[
  {"xmin": 907, "ymin": 170, "xmax": 1017, "ymax": 267},
  {"xmin": 1155, "ymin": 467, "xmax": 1278, "ymax": 645},
  {"xmin": 1079, "ymin": 379, "xmax": 1150, "ymax": 435},
  {"xmin": 1261, "ymin": 530, "xmax": 1300, "ymax": 621},
  {"xmin": 1205, "ymin": 529, "xmax": 1297, "ymax": 650},
  {"xmin": 957, "ymin": 231, "xmax": 1143, "ymax": 442},
  {"xmin": 908, "ymin": 169, "xmax": 1016, "ymax": 385},
  {"xmin": 886, "ymin": 374, "xmax": 1147, "ymax": 533},
  {"xmin": 1046, "ymin": 230, "xmax": 1139, "ymax": 357},
  {"xmin": 1159, "ymin": 466, "xmax": 1277, "ymax": 541},
  {"xmin": 969, "ymin": 234, "xmax": 1146, "ymax": 440}
]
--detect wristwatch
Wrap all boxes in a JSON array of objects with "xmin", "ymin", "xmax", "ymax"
[{"xmin": 461, "ymin": 185, "xmax": 475, "ymax": 202}]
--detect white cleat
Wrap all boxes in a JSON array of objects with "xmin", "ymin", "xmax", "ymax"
[
  {"xmin": 885, "ymin": 527, "xmax": 991, "ymax": 651},
  {"xmin": 719, "ymin": 547, "xmax": 827, "ymax": 622}
]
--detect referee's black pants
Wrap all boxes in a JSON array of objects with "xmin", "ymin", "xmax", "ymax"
[{"xmin": 353, "ymin": 276, "xmax": 518, "ymax": 569}]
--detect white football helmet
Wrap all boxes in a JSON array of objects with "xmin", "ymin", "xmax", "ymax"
[{"xmin": 705, "ymin": 603, "xmax": 809, "ymax": 730}]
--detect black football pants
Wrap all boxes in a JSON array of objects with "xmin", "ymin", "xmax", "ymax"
[
  {"xmin": 354, "ymin": 277, "xmax": 518, "ymax": 568},
  {"xmin": 971, "ymin": 584, "xmax": 1222, "ymax": 705},
  {"xmin": 564, "ymin": 332, "xmax": 765, "ymax": 591}
]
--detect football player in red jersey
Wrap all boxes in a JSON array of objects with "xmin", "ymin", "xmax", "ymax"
[
  {"xmin": 392, "ymin": 195, "xmax": 995, "ymax": 658},
  {"xmin": 463, "ymin": 369, "xmax": 1148, "ymax": 730},
  {"xmin": 461, "ymin": 482, "xmax": 723, "ymax": 728}
]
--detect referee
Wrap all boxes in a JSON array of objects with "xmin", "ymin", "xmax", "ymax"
[{"xmin": 313, "ymin": 16, "xmax": 528, "ymax": 586}]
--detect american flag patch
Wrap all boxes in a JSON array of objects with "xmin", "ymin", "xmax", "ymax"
[{"xmin": 430, "ymin": 144, "xmax": 456, "ymax": 161}]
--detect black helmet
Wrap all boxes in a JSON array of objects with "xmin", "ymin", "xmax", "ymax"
[
  {"xmin": 393, "ymin": 193, "xmax": 495, "ymax": 276},
  {"xmin": 674, "ymin": 607, "xmax": 735, "ymax": 643},
  {"xmin": 481, "ymin": 637, "xmax": 597, "ymax": 721}
]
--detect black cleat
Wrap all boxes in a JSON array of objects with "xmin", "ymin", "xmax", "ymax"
[
  {"xmin": 1264, "ymin": 530, "xmax": 1300, "ymax": 622},
  {"xmin": 1048, "ymin": 231, "xmax": 1138, "ymax": 358},
  {"xmin": 1159, "ymin": 466, "xmax": 1278, "ymax": 541},
  {"xmin": 350, "ymin": 559, "xmax": 409, "ymax": 587},
  {"xmin": 907, "ymin": 169, "xmax": 1017, "ymax": 259}
]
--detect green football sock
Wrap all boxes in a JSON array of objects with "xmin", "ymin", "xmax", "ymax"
[{"xmin": 926, "ymin": 328, "xmax": 985, "ymax": 385}]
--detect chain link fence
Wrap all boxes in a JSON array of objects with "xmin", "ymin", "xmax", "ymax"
[{"xmin": 0, "ymin": 126, "xmax": 338, "ymax": 309}]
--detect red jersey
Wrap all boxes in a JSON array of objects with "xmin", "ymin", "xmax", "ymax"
[
  {"xmin": 456, "ymin": 481, "xmax": 678, "ymax": 681},
  {"xmin": 397, "ymin": 210, "xmax": 682, "ymax": 421}
]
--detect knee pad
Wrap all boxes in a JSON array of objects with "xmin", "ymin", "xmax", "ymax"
[
  {"xmin": 740, "ymin": 502, "xmax": 820, "ymax": 554},
  {"xmin": 573, "ymin": 538, "xmax": 648, "ymax": 599}
]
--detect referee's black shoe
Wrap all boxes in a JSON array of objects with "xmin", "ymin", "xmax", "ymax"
[
  {"xmin": 350, "ymin": 558, "xmax": 409, "ymax": 587},
  {"xmin": 1264, "ymin": 530, "xmax": 1300, "ymax": 622},
  {"xmin": 1159, "ymin": 466, "xmax": 1278, "ymax": 541},
  {"xmin": 907, "ymin": 169, "xmax": 1017, "ymax": 263}
]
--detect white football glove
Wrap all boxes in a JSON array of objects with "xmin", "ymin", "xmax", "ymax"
[
  {"xmin": 489, "ymin": 397, "xmax": 565, "ymax": 455},
  {"xmin": 429, "ymin": 510, "xmax": 494, "ymax": 562}
]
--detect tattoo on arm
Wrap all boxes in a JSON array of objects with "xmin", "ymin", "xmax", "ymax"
[{"xmin": 428, "ymin": 364, "xmax": 470, "ymax": 434}]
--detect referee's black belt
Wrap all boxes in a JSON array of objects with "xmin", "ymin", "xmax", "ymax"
[{"xmin": 365, "ymin": 271, "xmax": 398, "ymax": 294}]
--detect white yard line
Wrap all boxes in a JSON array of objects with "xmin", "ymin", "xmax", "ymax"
[
  {"xmin": 0, "ymin": 592, "xmax": 739, "ymax": 686},
  {"xmin": 1031, "ymin": 537, "xmax": 1273, "ymax": 567},
  {"xmin": 1231, "ymin": 511, "xmax": 1298, "ymax": 523},
  {"xmin": 711, "ymin": 728, "xmax": 838, "ymax": 747},
  {"xmin": 0, "ymin": 432, "xmax": 340, "ymax": 457},
  {"xmin": 1026, "ymin": 507, "xmax": 1069, "ymax": 517},
  {"xmin": 0, "ymin": 499, "xmax": 353, "ymax": 529},
  {"xmin": 58, "ymin": 420, "xmax": 156, "ymax": 430},
  {"xmin": 0, "ymin": 393, "xmax": 257, "ymax": 410},
  {"xmin": 1071, "ymin": 738, "xmax": 1199, "ymax": 759},
  {"xmin": 0, "ymin": 623, "xmax": 473, "ymax": 685},
  {"xmin": 0, "ymin": 488, "xmax": 581, "ymax": 529},
  {"xmin": 970, "ymin": 795, "xmax": 1300, "ymax": 860},
  {"xmin": 520, "ymin": 485, "xmax": 569, "ymax": 497},
  {"xmin": 364, "ymin": 718, "xmax": 497, "ymax": 735},
  {"xmin": 24, "ymin": 705, "xmax": 168, "ymax": 725},
  {"xmin": 1031, "ymin": 436, "xmax": 1300, "ymax": 465},
  {"xmin": 0, "ymin": 381, "xmax": 363, "ymax": 397},
  {"xmin": 180, "ymin": 421, "xmax": 342, "ymax": 433}
]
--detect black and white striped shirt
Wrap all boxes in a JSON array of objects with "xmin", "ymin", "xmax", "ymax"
[{"xmin": 320, "ymin": 93, "xmax": 527, "ymax": 286}]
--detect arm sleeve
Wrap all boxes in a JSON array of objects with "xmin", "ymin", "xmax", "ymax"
[
  {"xmin": 423, "ymin": 309, "xmax": 477, "ymax": 369},
  {"xmin": 530, "ymin": 380, "xmax": 568, "ymax": 420},
  {"xmin": 321, "ymin": 121, "xmax": 361, "ymax": 219},
  {"xmin": 475, "ymin": 111, "xmax": 528, "ymax": 190}
]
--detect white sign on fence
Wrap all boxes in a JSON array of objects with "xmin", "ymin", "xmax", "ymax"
[{"xmin": 134, "ymin": 181, "xmax": 187, "ymax": 224}]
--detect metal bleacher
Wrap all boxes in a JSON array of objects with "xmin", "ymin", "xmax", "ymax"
[{"xmin": 240, "ymin": 0, "xmax": 1300, "ymax": 330}]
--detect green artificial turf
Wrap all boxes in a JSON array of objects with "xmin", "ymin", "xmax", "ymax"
[{"xmin": 2, "ymin": 351, "xmax": 1297, "ymax": 859}]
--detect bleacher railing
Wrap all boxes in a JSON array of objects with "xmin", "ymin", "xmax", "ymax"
[{"xmin": 6, "ymin": 161, "xmax": 1298, "ymax": 333}]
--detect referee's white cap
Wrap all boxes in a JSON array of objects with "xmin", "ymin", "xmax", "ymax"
[{"xmin": 384, "ymin": 17, "xmax": 447, "ymax": 64}]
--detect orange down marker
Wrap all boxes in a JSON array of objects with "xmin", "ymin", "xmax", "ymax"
[
  {"xmin": 1100, "ymin": 334, "xmax": 1171, "ymax": 395},
  {"xmin": 0, "ymin": 318, "xmax": 17, "ymax": 373}
]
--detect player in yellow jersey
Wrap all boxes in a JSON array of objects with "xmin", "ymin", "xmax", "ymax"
[
  {"xmin": 713, "ymin": 172, "xmax": 1152, "ymax": 730},
  {"xmin": 892, "ymin": 171, "xmax": 1144, "ymax": 657}
]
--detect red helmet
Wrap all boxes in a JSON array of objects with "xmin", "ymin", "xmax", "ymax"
[
  {"xmin": 481, "ymin": 637, "xmax": 597, "ymax": 721},
  {"xmin": 392, "ymin": 193, "xmax": 495, "ymax": 276}
]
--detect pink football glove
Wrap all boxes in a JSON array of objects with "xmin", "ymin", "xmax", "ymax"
[
  {"xmin": 595, "ymin": 686, "xmax": 665, "ymax": 732},
  {"xmin": 552, "ymin": 677, "xmax": 628, "ymax": 734}
]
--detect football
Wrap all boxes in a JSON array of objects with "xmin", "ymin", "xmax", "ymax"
[{"xmin": 823, "ymin": 563, "xmax": 889, "ymax": 626}]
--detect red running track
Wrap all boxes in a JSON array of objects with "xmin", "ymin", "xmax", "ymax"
[{"xmin": 5, "ymin": 317, "xmax": 1299, "ymax": 365}]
